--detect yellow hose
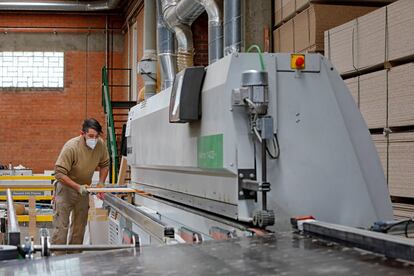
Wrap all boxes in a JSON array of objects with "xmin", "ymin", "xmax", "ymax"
[
  {"xmin": 177, "ymin": 50, "xmax": 194, "ymax": 72},
  {"xmin": 138, "ymin": 87, "xmax": 145, "ymax": 103}
]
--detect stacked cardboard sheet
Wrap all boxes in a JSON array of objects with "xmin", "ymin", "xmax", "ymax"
[
  {"xmin": 388, "ymin": 63, "xmax": 414, "ymax": 127},
  {"xmin": 325, "ymin": 0, "xmax": 414, "ymax": 75},
  {"xmin": 345, "ymin": 70, "xmax": 387, "ymax": 129},
  {"xmin": 274, "ymin": 4, "xmax": 376, "ymax": 53},
  {"xmin": 274, "ymin": 0, "xmax": 396, "ymax": 26},
  {"xmin": 344, "ymin": 62, "xmax": 414, "ymax": 129},
  {"xmin": 393, "ymin": 203, "xmax": 414, "ymax": 220},
  {"xmin": 388, "ymin": 132, "xmax": 414, "ymax": 198}
]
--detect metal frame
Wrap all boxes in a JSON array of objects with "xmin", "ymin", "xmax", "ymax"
[
  {"xmin": 6, "ymin": 189, "xmax": 20, "ymax": 246},
  {"xmin": 302, "ymin": 220, "xmax": 414, "ymax": 262},
  {"xmin": 104, "ymin": 193, "xmax": 174, "ymax": 242}
]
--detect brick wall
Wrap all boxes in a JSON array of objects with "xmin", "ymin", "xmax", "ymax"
[
  {"xmin": 0, "ymin": 14, "xmax": 126, "ymax": 173},
  {"xmin": 192, "ymin": 12, "xmax": 209, "ymax": 67}
]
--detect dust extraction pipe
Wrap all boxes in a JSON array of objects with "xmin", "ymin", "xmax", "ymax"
[
  {"xmin": 139, "ymin": 0, "xmax": 158, "ymax": 99},
  {"xmin": 224, "ymin": 0, "xmax": 241, "ymax": 55},
  {"xmin": 157, "ymin": 0, "xmax": 177, "ymax": 90},
  {"xmin": 195, "ymin": 0, "xmax": 223, "ymax": 64},
  {"xmin": 161, "ymin": 0, "xmax": 205, "ymax": 72}
]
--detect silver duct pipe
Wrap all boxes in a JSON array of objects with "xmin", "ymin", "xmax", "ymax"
[
  {"xmin": 157, "ymin": 0, "xmax": 177, "ymax": 90},
  {"xmin": 195, "ymin": 0, "xmax": 223, "ymax": 64},
  {"xmin": 0, "ymin": 0, "xmax": 121, "ymax": 11},
  {"xmin": 139, "ymin": 0, "xmax": 158, "ymax": 99},
  {"xmin": 224, "ymin": 0, "xmax": 241, "ymax": 55},
  {"xmin": 161, "ymin": 0, "xmax": 205, "ymax": 71}
]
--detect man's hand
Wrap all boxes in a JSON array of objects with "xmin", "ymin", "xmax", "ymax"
[
  {"xmin": 97, "ymin": 192, "xmax": 105, "ymax": 200},
  {"xmin": 78, "ymin": 185, "xmax": 89, "ymax": 196}
]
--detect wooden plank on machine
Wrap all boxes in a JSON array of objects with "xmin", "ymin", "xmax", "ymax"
[
  {"xmin": 87, "ymin": 187, "xmax": 135, "ymax": 193},
  {"xmin": 28, "ymin": 196, "xmax": 36, "ymax": 238},
  {"xmin": 117, "ymin": 156, "xmax": 128, "ymax": 185}
]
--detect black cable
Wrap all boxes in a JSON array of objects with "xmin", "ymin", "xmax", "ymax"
[
  {"xmin": 405, "ymin": 218, "xmax": 413, "ymax": 238},
  {"xmin": 382, "ymin": 218, "xmax": 414, "ymax": 236},
  {"xmin": 266, "ymin": 133, "xmax": 280, "ymax": 159},
  {"xmin": 253, "ymin": 134, "xmax": 257, "ymax": 172},
  {"xmin": 140, "ymin": 69, "xmax": 157, "ymax": 81}
]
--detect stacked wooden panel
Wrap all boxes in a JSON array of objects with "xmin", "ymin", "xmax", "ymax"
[
  {"xmin": 345, "ymin": 70, "xmax": 387, "ymax": 129},
  {"xmin": 325, "ymin": 0, "xmax": 414, "ymax": 75},
  {"xmin": 274, "ymin": 0, "xmax": 395, "ymax": 26},
  {"xmin": 389, "ymin": 132, "xmax": 414, "ymax": 198},
  {"xmin": 393, "ymin": 203, "xmax": 414, "ymax": 220},
  {"xmin": 324, "ymin": 1, "xmax": 414, "ymax": 215},
  {"xmin": 360, "ymin": 70, "xmax": 387, "ymax": 129},
  {"xmin": 343, "ymin": 63, "xmax": 414, "ymax": 201},
  {"xmin": 274, "ymin": 3, "xmax": 377, "ymax": 53},
  {"xmin": 388, "ymin": 63, "xmax": 414, "ymax": 127}
]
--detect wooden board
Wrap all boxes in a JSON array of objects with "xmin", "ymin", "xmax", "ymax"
[
  {"xmin": 325, "ymin": 7, "xmax": 383, "ymax": 74},
  {"xmin": 279, "ymin": 19, "xmax": 294, "ymax": 52},
  {"xmin": 325, "ymin": 0, "xmax": 414, "ymax": 74},
  {"xmin": 117, "ymin": 156, "xmax": 128, "ymax": 185},
  {"xmin": 28, "ymin": 196, "xmax": 37, "ymax": 239},
  {"xmin": 388, "ymin": 63, "xmax": 414, "ymax": 127},
  {"xmin": 293, "ymin": 8, "xmax": 309, "ymax": 52},
  {"xmin": 273, "ymin": 28, "xmax": 281, "ymax": 52},
  {"xmin": 296, "ymin": 0, "xmax": 309, "ymax": 13},
  {"xmin": 359, "ymin": 69, "xmax": 387, "ymax": 129},
  {"xmin": 325, "ymin": 20, "xmax": 356, "ymax": 74},
  {"xmin": 393, "ymin": 202, "xmax": 414, "ymax": 221},
  {"xmin": 313, "ymin": 5, "xmax": 376, "ymax": 53},
  {"xmin": 387, "ymin": 0, "xmax": 414, "ymax": 61},
  {"xmin": 282, "ymin": 0, "xmax": 296, "ymax": 22},
  {"xmin": 87, "ymin": 187, "xmax": 136, "ymax": 193},
  {"xmin": 276, "ymin": 4, "xmax": 376, "ymax": 54},
  {"xmin": 275, "ymin": 0, "xmax": 283, "ymax": 26},
  {"xmin": 357, "ymin": 8, "xmax": 386, "ymax": 71},
  {"xmin": 388, "ymin": 132, "xmax": 414, "ymax": 198}
]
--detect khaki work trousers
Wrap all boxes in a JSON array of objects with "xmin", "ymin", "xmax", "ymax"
[{"xmin": 51, "ymin": 182, "xmax": 89, "ymax": 254}]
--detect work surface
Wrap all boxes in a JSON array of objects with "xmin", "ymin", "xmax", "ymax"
[{"xmin": 1, "ymin": 231, "xmax": 414, "ymax": 275}]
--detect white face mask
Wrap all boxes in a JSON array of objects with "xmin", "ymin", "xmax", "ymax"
[{"xmin": 86, "ymin": 138, "xmax": 98, "ymax": 149}]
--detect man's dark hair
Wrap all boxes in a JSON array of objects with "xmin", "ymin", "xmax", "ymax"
[{"xmin": 82, "ymin": 118, "xmax": 103, "ymax": 134}]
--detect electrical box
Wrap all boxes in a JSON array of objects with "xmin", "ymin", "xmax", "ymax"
[{"xmin": 169, "ymin": 66, "xmax": 206, "ymax": 123}]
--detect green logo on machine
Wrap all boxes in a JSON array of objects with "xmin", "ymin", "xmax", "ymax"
[{"xmin": 197, "ymin": 134, "xmax": 223, "ymax": 169}]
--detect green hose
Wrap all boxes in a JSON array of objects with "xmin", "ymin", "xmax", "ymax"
[{"xmin": 247, "ymin": 44, "xmax": 266, "ymax": 71}]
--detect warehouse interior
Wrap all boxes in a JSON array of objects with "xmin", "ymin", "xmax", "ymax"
[{"xmin": 1, "ymin": 0, "xmax": 414, "ymax": 274}]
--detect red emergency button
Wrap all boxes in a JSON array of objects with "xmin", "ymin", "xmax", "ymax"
[
  {"xmin": 291, "ymin": 54, "xmax": 306, "ymax": 69},
  {"xmin": 295, "ymin": 56, "xmax": 305, "ymax": 67}
]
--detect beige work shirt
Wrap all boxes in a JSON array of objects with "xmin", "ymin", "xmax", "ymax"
[{"xmin": 55, "ymin": 136, "xmax": 109, "ymax": 185}]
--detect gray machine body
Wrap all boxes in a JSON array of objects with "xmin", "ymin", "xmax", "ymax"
[{"xmin": 126, "ymin": 53, "xmax": 393, "ymax": 229}]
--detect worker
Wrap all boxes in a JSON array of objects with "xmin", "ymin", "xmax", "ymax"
[{"xmin": 51, "ymin": 118, "xmax": 109, "ymax": 252}]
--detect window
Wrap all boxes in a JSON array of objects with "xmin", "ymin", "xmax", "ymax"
[{"xmin": 0, "ymin": 51, "xmax": 64, "ymax": 89}]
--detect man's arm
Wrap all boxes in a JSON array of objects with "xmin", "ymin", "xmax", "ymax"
[
  {"xmin": 55, "ymin": 145, "xmax": 84, "ymax": 193},
  {"xmin": 55, "ymin": 173, "xmax": 82, "ymax": 193},
  {"xmin": 99, "ymin": 166, "xmax": 109, "ymax": 184}
]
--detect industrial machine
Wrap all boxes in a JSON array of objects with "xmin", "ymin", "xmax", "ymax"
[
  {"xmin": 1, "ymin": 52, "xmax": 414, "ymax": 275},
  {"xmin": 117, "ymin": 52, "xmax": 393, "ymax": 241},
  {"xmin": 2, "ymin": 53, "xmax": 414, "ymax": 274}
]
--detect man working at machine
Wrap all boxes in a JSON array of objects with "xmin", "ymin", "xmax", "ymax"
[{"xmin": 51, "ymin": 118, "xmax": 109, "ymax": 251}]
